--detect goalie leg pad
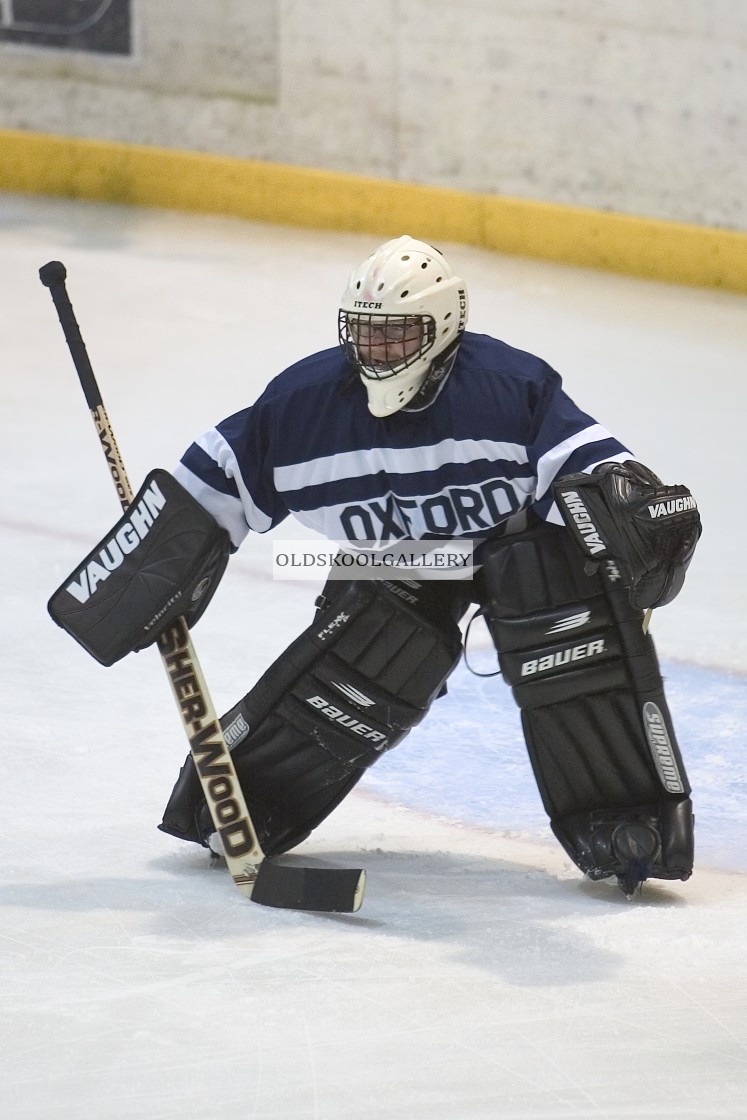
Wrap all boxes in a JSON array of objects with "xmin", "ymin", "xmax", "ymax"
[
  {"xmin": 479, "ymin": 520, "xmax": 693, "ymax": 889},
  {"xmin": 159, "ymin": 579, "xmax": 463, "ymax": 856}
]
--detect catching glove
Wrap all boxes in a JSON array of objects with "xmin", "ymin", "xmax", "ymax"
[{"xmin": 552, "ymin": 460, "xmax": 701, "ymax": 610}]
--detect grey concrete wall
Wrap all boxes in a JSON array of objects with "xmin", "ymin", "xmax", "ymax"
[{"xmin": 1, "ymin": 0, "xmax": 745, "ymax": 229}]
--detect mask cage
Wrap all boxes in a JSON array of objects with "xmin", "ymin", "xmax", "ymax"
[{"xmin": 338, "ymin": 312, "xmax": 436, "ymax": 380}]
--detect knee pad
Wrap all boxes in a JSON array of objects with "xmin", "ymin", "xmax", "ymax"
[
  {"xmin": 480, "ymin": 520, "xmax": 693, "ymax": 892},
  {"xmin": 159, "ymin": 579, "xmax": 463, "ymax": 856}
]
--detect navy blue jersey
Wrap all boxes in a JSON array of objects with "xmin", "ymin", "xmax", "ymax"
[{"xmin": 173, "ymin": 332, "xmax": 631, "ymax": 549}]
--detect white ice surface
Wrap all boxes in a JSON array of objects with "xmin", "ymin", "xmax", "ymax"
[{"xmin": 1, "ymin": 194, "xmax": 746, "ymax": 1119}]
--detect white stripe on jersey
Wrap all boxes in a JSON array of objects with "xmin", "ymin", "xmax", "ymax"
[
  {"xmin": 273, "ymin": 437, "xmax": 529, "ymax": 492},
  {"xmin": 535, "ymin": 423, "xmax": 617, "ymax": 500},
  {"xmin": 172, "ymin": 463, "xmax": 251, "ymax": 547},
  {"xmin": 174, "ymin": 428, "xmax": 274, "ymax": 546},
  {"xmin": 543, "ymin": 448, "xmax": 633, "ymax": 525}
]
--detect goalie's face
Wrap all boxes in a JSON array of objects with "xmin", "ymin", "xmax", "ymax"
[{"xmin": 342, "ymin": 313, "xmax": 428, "ymax": 375}]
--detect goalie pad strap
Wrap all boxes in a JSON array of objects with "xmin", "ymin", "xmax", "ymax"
[
  {"xmin": 159, "ymin": 579, "xmax": 463, "ymax": 856},
  {"xmin": 48, "ymin": 469, "xmax": 230, "ymax": 666}
]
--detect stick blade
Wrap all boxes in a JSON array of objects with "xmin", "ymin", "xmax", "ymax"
[{"xmin": 251, "ymin": 861, "xmax": 366, "ymax": 913}]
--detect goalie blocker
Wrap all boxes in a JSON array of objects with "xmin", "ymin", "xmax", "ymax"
[{"xmin": 48, "ymin": 469, "xmax": 231, "ymax": 666}]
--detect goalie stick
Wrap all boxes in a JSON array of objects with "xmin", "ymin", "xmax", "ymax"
[{"xmin": 39, "ymin": 260, "xmax": 366, "ymax": 914}]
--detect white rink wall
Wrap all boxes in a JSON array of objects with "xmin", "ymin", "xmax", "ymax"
[{"xmin": 0, "ymin": 0, "xmax": 745, "ymax": 230}]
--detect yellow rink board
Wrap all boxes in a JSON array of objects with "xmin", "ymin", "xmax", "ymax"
[{"xmin": 2, "ymin": 128, "xmax": 745, "ymax": 293}]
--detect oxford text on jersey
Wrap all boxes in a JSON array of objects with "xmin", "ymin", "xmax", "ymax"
[{"xmin": 340, "ymin": 479, "xmax": 519, "ymax": 542}]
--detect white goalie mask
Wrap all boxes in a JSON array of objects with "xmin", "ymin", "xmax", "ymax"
[{"xmin": 338, "ymin": 235, "xmax": 468, "ymax": 417}]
